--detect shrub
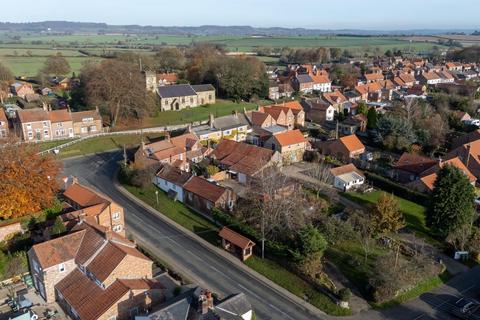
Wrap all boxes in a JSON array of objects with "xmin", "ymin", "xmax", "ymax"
[{"xmin": 339, "ymin": 288, "xmax": 352, "ymax": 302}]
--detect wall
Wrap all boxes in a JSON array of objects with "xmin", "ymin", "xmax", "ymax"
[
  {"xmin": 103, "ymin": 255, "xmax": 153, "ymax": 288},
  {"xmin": 196, "ymin": 90, "xmax": 216, "ymax": 105},
  {"xmin": 0, "ymin": 221, "xmax": 22, "ymax": 242}
]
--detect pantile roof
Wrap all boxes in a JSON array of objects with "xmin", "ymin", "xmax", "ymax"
[
  {"xmin": 49, "ymin": 109, "xmax": 72, "ymax": 123},
  {"xmin": 183, "ymin": 176, "xmax": 227, "ymax": 203},
  {"xmin": 63, "ymin": 182, "xmax": 110, "ymax": 208},
  {"xmin": 273, "ymin": 129, "xmax": 307, "ymax": 147},
  {"xmin": 339, "ymin": 134, "xmax": 365, "ymax": 152},
  {"xmin": 218, "ymin": 227, "xmax": 255, "ymax": 249}
]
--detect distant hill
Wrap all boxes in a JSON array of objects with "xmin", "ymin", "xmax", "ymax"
[{"xmin": 0, "ymin": 21, "xmax": 476, "ymax": 37}]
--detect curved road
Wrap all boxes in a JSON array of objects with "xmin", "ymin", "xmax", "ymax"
[
  {"xmin": 63, "ymin": 151, "xmax": 322, "ymax": 320},
  {"xmin": 63, "ymin": 151, "xmax": 480, "ymax": 320}
]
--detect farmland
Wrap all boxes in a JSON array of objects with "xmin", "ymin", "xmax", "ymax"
[{"xmin": 0, "ymin": 32, "xmax": 449, "ymax": 76}]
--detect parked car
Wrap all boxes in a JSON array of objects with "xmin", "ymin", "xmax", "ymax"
[
  {"xmin": 360, "ymin": 151, "xmax": 373, "ymax": 161},
  {"xmin": 449, "ymin": 298, "xmax": 480, "ymax": 319}
]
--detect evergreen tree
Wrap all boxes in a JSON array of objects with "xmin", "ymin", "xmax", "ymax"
[
  {"xmin": 51, "ymin": 216, "xmax": 67, "ymax": 237},
  {"xmin": 367, "ymin": 107, "xmax": 378, "ymax": 129},
  {"xmin": 427, "ymin": 165, "xmax": 475, "ymax": 237}
]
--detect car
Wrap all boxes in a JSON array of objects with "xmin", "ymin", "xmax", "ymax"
[{"xmin": 449, "ymin": 298, "xmax": 480, "ymax": 319}]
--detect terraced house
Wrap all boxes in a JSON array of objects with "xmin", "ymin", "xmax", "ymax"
[{"xmin": 28, "ymin": 221, "xmax": 165, "ymax": 320}]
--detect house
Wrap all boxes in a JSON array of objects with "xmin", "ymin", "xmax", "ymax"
[
  {"xmin": 201, "ymin": 112, "xmax": 251, "ymax": 142},
  {"xmin": 28, "ymin": 221, "xmax": 165, "ymax": 319},
  {"xmin": 363, "ymin": 72, "xmax": 384, "ymax": 84},
  {"xmin": 417, "ymin": 71, "xmax": 442, "ymax": 85},
  {"xmin": 338, "ymin": 114, "xmax": 367, "ymax": 135},
  {"xmin": 322, "ymin": 91, "xmax": 348, "ymax": 112},
  {"xmin": 183, "ymin": 176, "xmax": 236, "ymax": 214},
  {"xmin": 210, "ymin": 139, "xmax": 282, "ymax": 184},
  {"xmin": 10, "ymin": 82, "xmax": 35, "ymax": 99},
  {"xmin": 49, "ymin": 109, "xmax": 74, "ymax": 139},
  {"xmin": 41, "ymin": 87, "xmax": 53, "ymax": 96},
  {"xmin": 409, "ymin": 157, "xmax": 476, "ymax": 193},
  {"xmin": 137, "ymin": 288, "xmax": 253, "ymax": 320},
  {"xmin": 446, "ymin": 139, "xmax": 480, "ymax": 180},
  {"xmin": 330, "ymin": 163, "xmax": 365, "ymax": 191},
  {"xmin": 301, "ymin": 99, "xmax": 335, "ymax": 123},
  {"xmin": 278, "ymin": 81, "xmax": 294, "ymax": 97},
  {"xmin": 393, "ymin": 153, "xmax": 438, "ymax": 183},
  {"xmin": 0, "ymin": 108, "xmax": 9, "ymax": 138},
  {"xmin": 268, "ymin": 81, "xmax": 280, "ymax": 100},
  {"xmin": 392, "ymin": 73, "xmax": 417, "ymax": 88},
  {"xmin": 321, "ymin": 134, "xmax": 366, "ymax": 162},
  {"xmin": 260, "ymin": 106, "xmax": 295, "ymax": 130},
  {"xmin": 264, "ymin": 129, "xmax": 308, "ymax": 163},
  {"xmin": 219, "ymin": 227, "xmax": 255, "ymax": 261},
  {"xmin": 135, "ymin": 132, "xmax": 204, "ymax": 171},
  {"xmin": 145, "ymin": 71, "xmax": 178, "ymax": 91},
  {"xmin": 268, "ymin": 101, "xmax": 305, "ymax": 127},
  {"xmin": 311, "ymin": 71, "xmax": 332, "ymax": 93},
  {"xmin": 71, "ymin": 109, "xmax": 103, "ymax": 136},
  {"xmin": 292, "ymin": 73, "xmax": 315, "ymax": 93},
  {"xmin": 63, "ymin": 178, "xmax": 126, "ymax": 236},
  {"xmin": 452, "ymin": 129, "xmax": 480, "ymax": 149},
  {"xmin": 355, "ymin": 82, "xmax": 383, "ymax": 102},
  {"xmin": 453, "ymin": 111, "xmax": 472, "ymax": 123},
  {"xmin": 15, "ymin": 108, "xmax": 52, "ymax": 141},
  {"xmin": 154, "ymin": 165, "xmax": 192, "ymax": 202},
  {"xmin": 157, "ymin": 84, "xmax": 215, "ymax": 111},
  {"xmin": 446, "ymin": 62, "xmax": 463, "ymax": 72}
]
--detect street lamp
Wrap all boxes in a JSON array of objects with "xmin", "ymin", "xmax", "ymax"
[{"xmin": 155, "ymin": 190, "xmax": 159, "ymax": 206}]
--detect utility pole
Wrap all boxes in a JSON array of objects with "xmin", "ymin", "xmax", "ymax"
[
  {"xmin": 335, "ymin": 119, "xmax": 339, "ymax": 140},
  {"xmin": 261, "ymin": 211, "xmax": 265, "ymax": 259},
  {"xmin": 139, "ymin": 57, "xmax": 143, "ymax": 71},
  {"xmin": 123, "ymin": 144, "xmax": 127, "ymax": 167}
]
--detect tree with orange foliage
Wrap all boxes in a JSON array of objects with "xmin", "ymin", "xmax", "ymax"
[{"xmin": 0, "ymin": 140, "xmax": 61, "ymax": 220}]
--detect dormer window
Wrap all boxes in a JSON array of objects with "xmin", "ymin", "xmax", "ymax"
[{"xmin": 58, "ymin": 263, "xmax": 65, "ymax": 273}]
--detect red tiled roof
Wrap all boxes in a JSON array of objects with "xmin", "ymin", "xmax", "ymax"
[
  {"xmin": 219, "ymin": 227, "xmax": 255, "ymax": 249},
  {"xmin": 32, "ymin": 230, "xmax": 85, "ymax": 269},
  {"xmin": 339, "ymin": 134, "xmax": 365, "ymax": 153},
  {"xmin": 17, "ymin": 108, "xmax": 49, "ymax": 123},
  {"xmin": 330, "ymin": 163, "xmax": 364, "ymax": 177},
  {"xmin": 183, "ymin": 176, "xmax": 227, "ymax": 203},
  {"xmin": 273, "ymin": 129, "xmax": 307, "ymax": 147},
  {"xmin": 63, "ymin": 182, "xmax": 110, "ymax": 208},
  {"xmin": 49, "ymin": 109, "xmax": 71, "ymax": 123},
  {"xmin": 394, "ymin": 153, "xmax": 438, "ymax": 175},
  {"xmin": 70, "ymin": 110, "xmax": 101, "ymax": 122}
]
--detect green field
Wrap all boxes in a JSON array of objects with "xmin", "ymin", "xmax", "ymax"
[{"xmin": 144, "ymin": 100, "xmax": 259, "ymax": 127}]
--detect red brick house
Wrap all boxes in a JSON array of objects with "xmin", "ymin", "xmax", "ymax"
[
  {"xmin": 321, "ymin": 134, "xmax": 365, "ymax": 162},
  {"xmin": 183, "ymin": 176, "xmax": 237, "ymax": 214}
]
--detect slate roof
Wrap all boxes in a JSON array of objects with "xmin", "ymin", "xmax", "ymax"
[
  {"xmin": 157, "ymin": 84, "xmax": 197, "ymax": 98},
  {"xmin": 213, "ymin": 113, "xmax": 250, "ymax": 131},
  {"xmin": 296, "ymin": 73, "xmax": 314, "ymax": 84},
  {"xmin": 214, "ymin": 293, "xmax": 252, "ymax": 320},
  {"xmin": 191, "ymin": 84, "xmax": 215, "ymax": 92},
  {"xmin": 156, "ymin": 165, "xmax": 192, "ymax": 186}
]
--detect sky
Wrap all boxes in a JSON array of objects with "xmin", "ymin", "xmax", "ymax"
[{"xmin": 3, "ymin": 0, "xmax": 479, "ymax": 30}]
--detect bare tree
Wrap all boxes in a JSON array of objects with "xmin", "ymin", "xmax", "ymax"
[
  {"xmin": 348, "ymin": 210, "xmax": 373, "ymax": 264},
  {"xmin": 82, "ymin": 60, "xmax": 152, "ymax": 127},
  {"xmin": 305, "ymin": 162, "xmax": 333, "ymax": 184},
  {"xmin": 0, "ymin": 63, "xmax": 13, "ymax": 104}
]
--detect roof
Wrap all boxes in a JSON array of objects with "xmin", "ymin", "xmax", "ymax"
[
  {"xmin": 452, "ymin": 129, "xmax": 480, "ymax": 149},
  {"xmin": 183, "ymin": 176, "xmax": 227, "ymax": 203},
  {"xmin": 212, "ymin": 112, "xmax": 250, "ymax": 130},
  {"xmin": 144, "ymin": 133, "xmax": 198, "ymax": 161},
  {"xmin": 211, "ymin": 139, "xmax": 276, "ymax": 176},
  {"xmin": 156, "ymin": 165, "xmax": 192, "ymax": 186},
  {"xmin": 339, "ymin": 134, "xmax": 365, "ymax": 152},
  {"xmin": 419, "ymin": 157, "xmax": 476, "ymax": 190},
  {"xmin": 323, "ymin": 91, "xmax": 347, "ymax": 105},
  {"xmin": 157, "ymin": 84, "xmax": 197, "ymax": 98},
  {"xmin": 218, "ymin": 227, "xmax": 255, "ymax": 249},
  {"xmin": 141, "ymin": 296, "xmax": 191, "ymax": 320},
  {"xmin": 49, "ymin": 109, "xmax": 71, "ymax": 123},
  {"xmin": 31, "ymin": 230, "xmax": 85, "ymax": 269},
  {"xmin": 273, "ymin": 129, "xmax": 307, "ymax": 147},
  {"xmin": 296, "ymin": 73, "xmax": 314, "ymax": 84},
  {"xmin": 63, "ymin": 182, "xmax": 110, "ymax": 207},
  {"xmin": 355, "ymin": 82, "xmax": 382, "ymax": 95},
  {"xmin": 271, "ymin": 100, "xmax": 303, "ymax": 111},
  {"xmin": 16, "ymin": 108, "xmax": 49, "ymax": 123},
  {"xmin": 364, "ymin": 73, "xmax": 384, "ymax": 82},
  {"xmin": 214, "ymin": 292, "xmax": 252, "ymax": 319},
  {"xmin": 250, "ymin": 111, "xmax": 273, "ymax": 127},
  {"xmin": 394, "ymin": 153, "xmax": 437, "ymax": 175},
  {"xmin": 0, "ymin": 109, "xmax": 7, "ymax": 122},
  {"xmin": 421, "ymin": 71, "xmax": 441, "ymax": 81},
  {"xmin": 70, "ymin": 110, "xmax": 101, "ymax": 122},
  {"xmin": 191, "ymin": 84, "xmax": 215, "ymax": 92},
  {"xmin": 311, "ymin": 73, "xmax": 331, "ymax": 84},
  {"xmin": 330, "ymin": 163, "xmax": 363, "ymax": 177},
  {"xmin": 157, "ymin": 72, "xmax": 178, "ymax": 83}
]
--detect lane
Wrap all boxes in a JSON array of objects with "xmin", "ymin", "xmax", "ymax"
[{"xmin": 62, "ymin": 152, "xmax": 322, "ymax": 320}]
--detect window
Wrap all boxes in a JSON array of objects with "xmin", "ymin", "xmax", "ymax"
[
  {"xmin": 26, "ymin": 123, "xmax": 32, "ymax": 129},
  {"xmin": 90, "ymin": 125, "xmax": 97, "ymax": 132},
  {"xmin": 164, "ymin": 99, "xmax": 169, "ymax": 106},
  {"xmin": 43, "ymin": 121, "xmax": 48, "ymax": 127},
  {"xmin": 28, "ymin": 131, "xmax": 33, "ymax": 138},
  {"xmin": 32, "ymin": 260, "xmax": 40, "ymax": 273},
  {"xmin": 112, "ymin": 212, "xmax": 121, "ymax": 220},
  {"xmin": 81, "ymin": 127, "xmax": 88, "ymax": 133},
  {"xmin": 58, "ymin": 263, "xmax": 65, "ymax": 273},
  {"xmin": 44, "ymin": 130, "xmax": 49, "ymax": 137},
  {"xmin": 113, "ymin": 225, "xmax": 122, "ymax": 232},
  {"xmin": 208, "ymin": 94, "xmax": 212, "ymax": 100},
  {"xmin": 181, "ymin": 98, "xmax": 185, "ymax": 103},
  {"xmin": 190, "ymin": 97, "xmax": 194, "ymax": 103},
  {"xmin": 82, "ymin": 117, "xmax": 93, "ymax": 123},
  {"xmin": 57, "ymin": 122, "xmax": 63, "ymax": 128}
]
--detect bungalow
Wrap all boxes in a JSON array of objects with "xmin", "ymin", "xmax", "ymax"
[
  {"xmin": 330, "ymin": 163, "xmax": 365, "ymax": 191},
  {"xmin": 392, "ymin": 73, "xmax": 417, "ymax": 88},
  {"xmin": 264, "ymin": 129, "xmax": 308, "ymax": 163},
  {"xmin": 219, "ymin": 227, "xmax": 255, "ymax": 261},
  {"xmin": 154, "ymin": 165, "xmax": 192, "ymax": 202},
  {"xmin": 260, "ymin": 106, "xmax": 295, "ymax": 130},
  {"xmin": 409, "ymin": 157, "xmax": 476, "ymax": 193},
  {"xmin": 183, "ymin": 176, "xmax": 236, "ymax": 214},
  {"xmin": 269, "ymin": 101, "xmax": 305, "ymax": 127},
  {"xmin": 321, "ymin": 134, "xmax": 366, "ymax": 163}
]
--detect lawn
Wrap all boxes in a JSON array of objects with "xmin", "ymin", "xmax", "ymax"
[
  {"xmin": 0, "ymin": 56, "xmax": 100, "ymax": 77},
  {"xmin": 245, "ymin": 256, "xmax": 351, "ymax": 316},
  {"xmin": 37, "ymin": 138, "xmax": 77, "ymax": 152},
  {"xmin": 342, "ymin": 191, "xmax": 432, "ymax": 240},
  {"xmin": 120, "ymin": 179, "xmax": 349, "ymax": 315},
  {"xmin": 56, "ymin": 133, "xmax": 163, "ymax": 159},
  {"xmin": 144, "ymin": 100, "xmax": 259, "ymax": 127}
]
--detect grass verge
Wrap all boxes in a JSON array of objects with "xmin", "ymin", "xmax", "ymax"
[
  {"xmin": 245, "ymin": 256, "xmax": 351, "ymax": 316},
  {"xmin": 120, "ymin": 180, "xmax": 349, "ymax": 316}
]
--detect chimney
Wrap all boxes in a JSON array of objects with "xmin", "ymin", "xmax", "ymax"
[
  {"xmin": 199, "ymin": 290, "xmax": 214, "ymax": 315},
  {"xmin": 209, "ymin": 113, "xmax": 214, "ymax": 129},
  {"xmin": 187, "ymin": 123, "xmax": 192, "ymax": 133},
  {"xmin": 165, "ymin": 131, "xmax": 171, "ymax": 142},
  {"xmin": 95, "ymin": 105, "xmax": 99, "ymax": 113},
  {"xmin": 42, "ymin": 102, "xmax": 48, "ymax": 111},
  {"xmin": 78, "ymin": 209, "xmax": 86, "ymax": 224},
  {"xmin": 243, "ymin": 107, "xmax": 247, "ymax": 114},
  {"xmin": 232, "ymin": 110, "xmax": 238, "ymax": 118},
  {"xmin": 67, "ymin": 105, "xmax": 71, "ymax": 113},
  {"xmin": 72, "ymin": 176, "xmax": 79, "ymax": 184},
  {"xmin": 105, "ymin": 229, "xmax": 113, "ymax": 240}
]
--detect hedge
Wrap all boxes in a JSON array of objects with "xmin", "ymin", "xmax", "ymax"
[{"xmin": 365, "ymin": 172, "xmax": 430, "ymax": 206}]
